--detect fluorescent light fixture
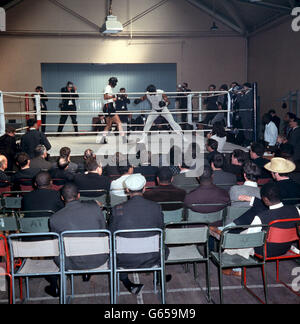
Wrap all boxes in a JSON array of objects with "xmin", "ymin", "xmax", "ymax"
[
  {"xmin": 210, "ymin": 21, "xmax": 218, "ymax": 31},
  {"xmin": 101, "ymin": 15, "xmax": 123, "ymax": 34},
  {"xmin": 0, "ymin": 7, "xmax": 6, "ymax": 32}
]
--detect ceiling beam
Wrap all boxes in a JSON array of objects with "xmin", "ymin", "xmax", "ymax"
[
  {"xmin": 186, "ymin": 0, "xmax": 245, "ymax": 35},
  {"xmin": 235, "ymin": 0, "xmax": 291, "ymax": 13},
  {"xmin": 220, "ymin": 0, "xmax": 248, "ymax": 35},
  {"xmin": 2, "ymin": 0, "xmax": 24, "ymax": 11}
]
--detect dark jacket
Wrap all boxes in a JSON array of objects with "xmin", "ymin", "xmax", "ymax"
[
  {"xmin": 184, "ymin": 182, "xmax": 231, "ymax": 213},
  {"xmin": 143, "ymin": 184, "xmax": 186, "ymax": 211},
  {"xmin": 276, "ymin": 179, "xmax": 300, "ymax": 205},
  {"xmin": 61, "ymin": 87, "xmax": 79, "ymax": 110},
  {"xmin": 20, "ymin": 129, "xmax": 51, "ymax": 159},
  {"xmin": 109, "ymin": 196, "xmax": 165, "ymax": 269},
  {"xmin": 288, "ymin": 127, "xmax": 300, "ymax": 161},
  {"xmin": 22, "ymin": 188, "xmax": 64, "ymax": 217},
  {"xmin": 212, "ymin": 170, "xmax": 237, "ymax": 191},
  {"xmin": 30, "ymin": 156, "xmax": 52, "ymax": 170},
  {"xmin": 74, "ymin": 173, "xmax": 111, "ymax": 197},
  {"xmin": 50, "ymin": 200, "xmax": 107, "ymax": 270},
  {"xmin": 12, "ymin": 168, "xmax": 41, "ymax": 188}
]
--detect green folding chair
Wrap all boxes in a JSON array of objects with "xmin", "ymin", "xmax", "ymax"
[
  {"xmin": 210, "ymin": 224, "xmax": 268, "ymax": 304},
  {"xmin": 186, "ymin": 204, "xmax": 226, "ymax": 225},
  {"xmin": 18, "ymin": 217, "xmax": 50, "ymax": 233},
  {"xmin": 165, "ymin": 222, "xmax": 211, "ymax": 302},
  {"xmin": 0, "ymin": 215, "xmax": 19, "ymax": 232},
  {"xmin": 223, "ymin": 206, "xmax": 251, "ymax": 226}
]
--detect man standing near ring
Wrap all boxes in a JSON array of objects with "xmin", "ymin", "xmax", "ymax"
[
  {"xmin": 134, "ymin": 84, "xmax": 184, "ymax": 143},
  {"xmin": 57, "ymin": 81, "xmax": 79, "ymax": 135}
]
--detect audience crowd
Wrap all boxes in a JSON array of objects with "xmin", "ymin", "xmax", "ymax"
[{"xmin": 0, "ymin": 109, "xmax": 299, "ymax": 300}]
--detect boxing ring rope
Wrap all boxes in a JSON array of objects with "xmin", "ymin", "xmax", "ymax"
[{"xmin": 0, "ymin": 89, "xmax": 256, "ymax": 137}]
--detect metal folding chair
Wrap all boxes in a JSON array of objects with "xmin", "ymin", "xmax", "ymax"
[
  {"xmin": 165, "ymin": 222, "xmax": 211, "ymax": 301},
  {"xmin": 113, "ymin": 228, "xmax": 165, "ymax": 304},
  {"xmin": 186, "ymin": 204, "xmax": 227, "ymax": 225},
  {"xmin": 8, "ymin": 232, "xmax": 63, "ymax": 304},
  {"xmin": 223, "ymin": 206, "xmax": 251, "ymax": 226},
  {"xmin": 61, "ymin": 230, "xmax": 113, "ymax": 304},
  {"xmin": 210, "ymin": 224, "xmax": 268, "ymax": 304}
]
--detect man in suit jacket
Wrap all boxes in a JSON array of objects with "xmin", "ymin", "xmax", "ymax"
[
  {"xmin": 20, "ymin": 119, "xmax": 51, "ymax": 159},
  {"xmin": 57, "ymin": 81, "xmax": 79, "ymax": 134},
  {"xmin": 22, "ymin": 171, "xmax": 64, "ymax": 217},
  {"xmin": 211, "ymin": 153, "xmax": 237, "ymax": 191},
  {"xmin": 109, "ymin": 174, "xmax": 166, "ymax": 295},
  {"xmin": 288, "ymin": 118, "xmax": 300, "ymax": 161},
  {"xmin": 144, "ymin": 167, "xmax": 186, "ymax": 210},
  {"xmin": 48, "ymin": 183, "xmax": 107, "ymax": 297},
  {"xmin": 74, "ymin": 157, "xmax": 111, "ymax": 197},
  {"xmin": 184, "ymin": 165, "xmax": 230, "ymax": 214},
  {"xmin": 29, "ymin": 145, "xmax": 52, "ymax": 170},
  {"xmin": 0, "ymin": 125, "xmax": 19, "ymax": 171},
  {"xmin": 250, "ymin": 143, "xmax": 271, "ymax": 179}
]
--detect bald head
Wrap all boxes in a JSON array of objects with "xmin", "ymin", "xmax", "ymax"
[{"xmin": 0, "ymin": 155, "xmax": 8, "ymax": 171}]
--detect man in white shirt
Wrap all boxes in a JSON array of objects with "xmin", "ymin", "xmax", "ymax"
[
  {"xmin": 100, "ymin": 77, "xmax": 126, "ymax": 144},
  {"xmin": 134, "ymin": 84, "xmax": 184, "ymax": 143},
  {"xmin": 263, "ymin": 113, "xmax": 278, "ymax": 147}
]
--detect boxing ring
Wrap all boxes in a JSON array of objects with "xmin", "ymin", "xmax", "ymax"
[{"xmin": 0, "ymin": 89, "xmax": 255, "ymax": 157}]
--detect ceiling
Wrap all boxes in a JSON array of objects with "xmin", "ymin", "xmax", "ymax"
[{"xmin": 0, "ymin": 0, "xmax": 299, "ymax": 36}]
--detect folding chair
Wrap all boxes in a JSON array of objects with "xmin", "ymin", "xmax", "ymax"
[
  {"xmin": 255, "ymin": 218, "xmax": 300, "ymax": 298},
  {"xmin": 0, "ymin": 215, "xmax": 19, "ymax": 232},
  {"xmin": 0, "ymin": 196, "xmax": 22, "ymax": 213},
  {"xmin": 0, "ymin": 234, "xmax": 13, "ymax": 303},
  {"xmin": 80, "ymin": 190, "xmax": 108, "ymax": 207},
  {"xmin": 8, "ymin": 232, "xmax": 63, "ymax": 304},
  {"xmin": 210, "ymin": 224, "xmax": 268, "ymax": 304},
  {"xmin": 110, "ymin": 194, "xmax": 128, "ymax": 207},
  {"xmin": 223, "ymin": 206, "xmax": 251, "ymax": 226},
  {"xmin": 61, "ymin": 230, "xmax": 113, "ymax": 304},
  {"xmin": 18, "ymin": 217, "xmax": 50, "ymax": 233},
  {"xmin": 51, "ymin": 179, "xmax": 66, "ymax": 191},
  {"xmin": 186, "ymin": 204, "xmax": 226, "ymax": 225},
  {"xmin": 165, "ymin": 222, "xmax": 211, "ymax": 301},
  {"xmin": 0, "ymin": 182, "xmax": 11, "ymax": 196},
  {"xmin": 113, "ymin": 228, "xmax": 165, "ymax": 304},
  {"xmin": 159, "ymin": 202, "xmax": 185, "ymax": 224}
]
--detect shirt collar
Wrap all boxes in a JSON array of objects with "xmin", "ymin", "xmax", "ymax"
[
  {"xmin": 269, "ymin": 203, "xmax": 284, "ymax": 210},
  {"xmin": 244, "ymin": 181, "xmax": 258, "ymax": 188}
]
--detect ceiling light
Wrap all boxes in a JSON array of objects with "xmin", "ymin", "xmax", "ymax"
[
  {"xmin": 211, "ymin": 21, "xmax": 218, "ymax": 31},
  {"xmin": 100, "ymin": 0, "xmax": 123, "ymax": 34}
]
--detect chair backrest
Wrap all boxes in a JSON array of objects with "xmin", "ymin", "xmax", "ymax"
[
  {"xmin": 8, "ymin": 233, "xmax": 60, "ymax": 258},
  {"xmin": 221, "ymin": 225, "xmax": 267, "ymax": 250},
  {"xmin": 61, "ymin": 230, "xmax": 111, "ymax": 257},
  {"xmin": 0, "ymin": 215, "xmax": 19, "ymax": 232},
  {"xmin": 224, "ymin": 206, "xmax": 251, "ymax": 225},
  {"xmin": 267, "ymin": 218, "xmax": 300, "ymax": 244},
  {"xmin": 1, "ymin": 196, "xmax": 22, "ymax": 209},
  {"xmin": 165, "ymin": 226, "xmax": 208, "ymax": 245},
  {"xmin": 18, "ymin": 217, "xmax": 50, "ymax": 233},
  {"xmin": 163, "ymin": 208, "xmax": 184, "ymax": 224},
  {"xmin": 187, "ymin": 207, "xmax": 224, "ymax": 224},
  {"xmin": 110, "ymin": 194, "xmax": 128, "ymax": 207},
  {"xmin": 114, "ymin": 229, "xmax": 162, "ymax": 255}
]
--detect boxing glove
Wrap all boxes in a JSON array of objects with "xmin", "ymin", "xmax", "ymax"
[
  {"xmin": 159, "ymin": 100, "xmax": 166, "ymax": 108},
  {"xmin": 134, "ymin": 99, "xmax": 142, "ymax": 105}
]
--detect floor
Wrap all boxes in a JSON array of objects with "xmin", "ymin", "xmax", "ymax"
[{"xmin": 2, "ymin": 259, "xmax": 300, "ymax": 304}]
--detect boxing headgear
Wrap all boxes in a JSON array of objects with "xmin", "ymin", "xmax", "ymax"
[
  {"xmin": 109, "ymin": 77, "xmax": 118, "ymax": 88},
  {"xmin": 147, "ymin": 84, "xmax": 157, "ymax": 93}
]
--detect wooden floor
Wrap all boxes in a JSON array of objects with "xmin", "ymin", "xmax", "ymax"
[{"xmin": 2, "ymin": 259, "xmax": 300, "ymax": 305}]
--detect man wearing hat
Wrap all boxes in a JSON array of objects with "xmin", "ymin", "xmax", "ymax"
[
  {"xmin": 264, "ymin": 157, "xmax": 300, "ymax": 205},
  {"xmin": 109, "ymin": 173, "xmax": 167, "ymax": 295}
]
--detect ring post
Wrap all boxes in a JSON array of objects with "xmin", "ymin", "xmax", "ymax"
[
  {"xmin": 198, "ymin": 94, "xmax": 202, "ymax": 122},
  {"xmin": 227, "ymin": 92, "xmax": 232, "ymax": 128},
  {"xmin": 0, "ymin": 91, "xmax": 5, "ymax": 136},
  {"xmin": 34, "ymin": 94, "xmax": 42, "ymax": 129},
  {"xmin": 187, "ymin": 93, "xmax": 193, "ymax": 125}
]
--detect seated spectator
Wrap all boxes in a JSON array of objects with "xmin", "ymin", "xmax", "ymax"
[
  {"xmin": 22, "ymin": 171, "xmax": 64, "ymax": 217},
  {"xmin": 30, "ymin": 145, "xmax": 52, "ymax": 170},
  {"xmin": 230, "ymin": 161, "xmax": 261, "ymax": 207},
  {"xmin": 77, "ymin": 149, "xmax": 96, "ymax": 173},
  {"xmin": 206, "ymin": 138, "xmax": 219, "ymax": 164},
  {"xmin": 110, "ymin": 165, "xmax": 134, "ymax": 197},
  {"xmin": 172, "ymin": 165, "xmax": 200, "ymax": 190},
  {"xmin": 250, "ymin": 143, "xmax": 271, "ymax": 179},
  {"xmin": 288, "ymin": 117, "xmax": 300, "ymax": 161},
  {"xmin": 134, "ymin": 151, "xmax": 159, "ymax": 185},
  {"xmin": 12, "ymin": 152, "xmax": 40, "ymax": 189},
  {"xmin": 109, "ymin": 174, "xmax": 167, "ymax": 295},
  {"xmin": 0, "ymin": 155, "xmax": 10, "ymax": 183},
  {"xmin": 207, "ymin": 121, "xmax": 227, "ymax": 152},
  {"xmin": 74, "ymin": 157, "xmax": 110, "ymax": 197},
  {"xmin": 20, "ymin": 119, "xmax": 51, "ymax": 159},
  {"xmin": 0, "ymin": 125, "xmax": 18, "ymax": 171},
  {"xmin": 211, "ymin": 153, "xmax": 237, "ymax": 191},
  {"xmin": 231, "ymin": 182, "xmax": 300, "ymax": 258},
  {"xmin": 49, "ymin": 157, "xmax": 75, "ymax": 183},
  {"xmin": 144, "ymin": 167, "xmax": 186, "ymax": 210},
  {"xmin": 48, "ymin": 183, "xmax": 107, "ymax": 297},
  {"xmin": 264, "ymin": 157, "xmax": 300, "ymax": 205},
  {"xmin": 224, "ymin": 149, "xmax": 247, "ymax": 182},
  {"xmin": 52, "ymin": 147, "xmax": 78, "ymax": 173},
  {"xmin": 263, "ymin": 113, "xmax": 278, "ymax": 147},
  {"xmin": 184, "ymin": 165, "xmax": 230, "ymax": 214}
]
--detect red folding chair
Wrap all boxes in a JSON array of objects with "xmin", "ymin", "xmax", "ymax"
[{"xmin": 256, "ymin": 218, "xmax": 300, "ymax": 297}]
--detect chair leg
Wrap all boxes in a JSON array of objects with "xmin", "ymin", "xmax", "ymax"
[
  {"xmin": 261, "ymin": 265, "xmax": 268, "ymax": 304},
  {"xmin": 160, "ymin": 270, "xmax": 166, "ymax": 305},
  {"xmin": 206, "ymin": 261, "xmax": 211, "ymax": 303},
  {"xmin": 193, "ymin": 262, "xmax": 198, "ymax": 280},
  {"xmin": 154, "ymin": 271, "xmax": 157, "ymax": 294},
  {"xmin": 110, "ymin": 272, "xmax": 114, "ymax": 304},
  {"xmin": 218, "ymin": 267, "xmax": 224, "ymax": 304}
]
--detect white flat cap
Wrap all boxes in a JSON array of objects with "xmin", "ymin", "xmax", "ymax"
[{"xmin": 125, "ymin": 174, "xmax": 146, "ymax": 191}]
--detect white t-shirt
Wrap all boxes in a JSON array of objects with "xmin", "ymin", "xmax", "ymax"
[
  {"xmin": 104, "ymin": 85, "xmax": 114, "ymax": 105},
  {"xmin": 264, "ymin": 121, "xmax": 278, "ymax": 146},
  {"xmin": 146, "ymin": 89, "xmax": 164, "ymax": 111},
  {"xmin": 211, "ymin": 134, "xmax": 226, "ymax": 152},
  {"xmin": 110, "ymin": 174, "xmax": 131, "ymax": 197}
]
